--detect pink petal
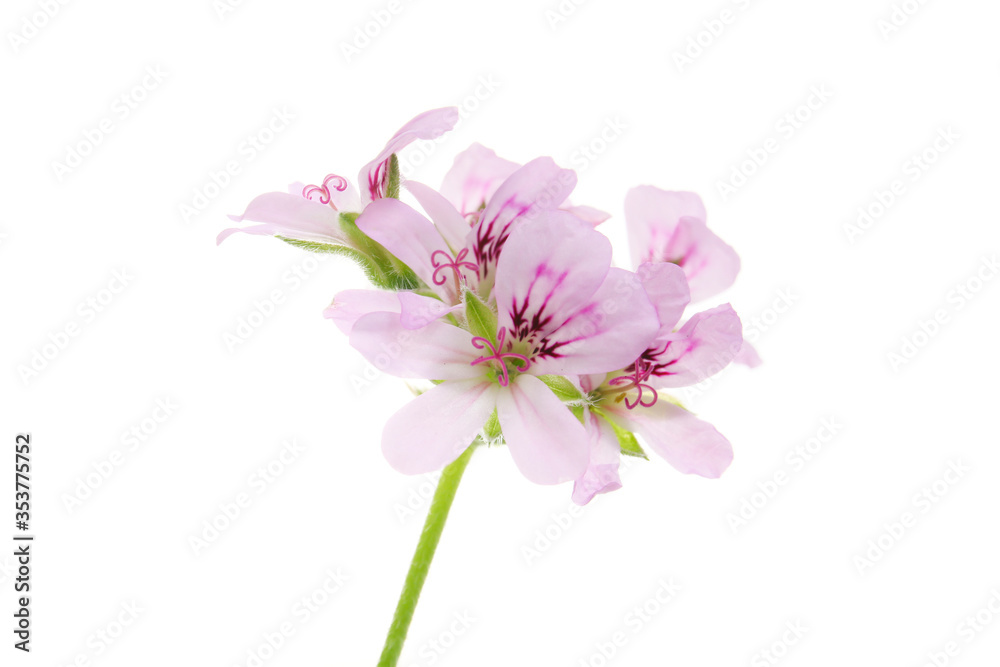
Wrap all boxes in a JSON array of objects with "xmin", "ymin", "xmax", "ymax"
[
  {"xmin": 349, "ymin": 312, "xmax": 481, "ymax": 381},
  {"xmin": 382, "ymin": 379, "xmax": 499, "ymax": 475},
  {"xmin": 471, "ymin": 157, "xmax": 578, "ymax": 297},
  {"xmin": 614, "ymin": 401, "xmax": 733, "ymax": 478},
  {"xmin": 495, "ymin": 211, "xmax": 611, "ymax": 344},
  {"xmin": 735, "ymin": 340, "xmax": 763, "ymax": 368},
  {"xmin": 527, "ymin": 267, "xmax": 660, "ymax": 376},
  {"xmin": 496, "ymin": 374, "xmax": 590, "ymax": 485},
  {"xmin": 355, "ymin": 198, "xmax": 458, "ymax": 303},
  {"xmin": 572, "ymin": 410, "xmax": 622, "ymax": 505},
  {"xmin": 440, "ymin": 143, "xmax": 520, "ymax": 216},
  {"xmin": 563, "ymin": 204, "xmax": 610, "ymax": 226},
  {"xmin": 404, "ymin": 180, "xmax": 472, "ymax": 253},
  {"xmin": 359, "ymin": 107, "xmax": 459, "ymax": 201},
  {"xmin": 324, "ymin": 289, "xmax": 401, "ymax": 335},
  {"xmin": 638, "ymin": 261, "xmax": 691, "ymax": 334},
  {"xmin": 662, "ymin": 217, "xmax": 741, "ymax": 302},
  {"xmin": 647, "ymin": 304, "xmax": 743, "ymax": 388},
  {"xmin": 218, "ymin": 192, "xmax": 347, "ymax": 245},
  {"xmin": 624, "ymin": 186, "xmax": 706, "ymax": 266},
  {"xmin": 397, "ymin": 291, "xmax": 460, "ymax": 329}
]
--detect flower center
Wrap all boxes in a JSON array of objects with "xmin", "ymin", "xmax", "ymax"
[
  {"xmin": 470, "ymin": 328, "xmax": 531, "ymax": 387},
  {"xmin": 303, "ymin": 174, "xmax": 348, "ymax": 208}
]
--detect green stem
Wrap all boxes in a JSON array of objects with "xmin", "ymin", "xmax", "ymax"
[{"xmin": 377, "ymin": 444, "xmax": 476, "ymax": 667}]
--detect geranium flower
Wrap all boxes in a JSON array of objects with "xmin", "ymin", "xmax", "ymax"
[
  {"xmin": 345, "ymin": 213, "xmax": 659, "ymax": 485},
  {"xmin": 216, "ymin": 107, "xmax": 459, "ymax": 247},
  {"xmin": 571, "ymin": 262, "xmax": 743, "ymax": 504}
]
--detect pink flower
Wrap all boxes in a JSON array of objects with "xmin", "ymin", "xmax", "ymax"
[
  {"xmin": 439, "ymin": 143, "xmax": 610, "ymax": 226},
  {"xmin": 625, "ymin": 185, "xmax": 740, "ymax": 303},
  {"xmin": 216, "ymin": 107, "xmax": 459, "ymax": 246},
  {"xmin": 355, "ymin": 155, "xmax": 579, "ymax": 305},
  {"xmin": 346, "ymin": 213, "xmax": 660, "ymax": 485},
  {"xmin": 571, "ymin": 262, "xmax": 743, "ymax": 504}
]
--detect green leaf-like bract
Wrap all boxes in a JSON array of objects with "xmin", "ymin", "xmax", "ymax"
[
  {"xmin": 463, "ymin": 288, "xmax": 498, "ymax": 344},
  {"xmin": 537, "ymin": 375, "xmax": 584, "ymax": 402},
  {"xmin": 600, "ymin": 411, "xmax": 649, "ymax": 459},
  {"xmin": 385, "ymin": 153, "xmax": 401, "ymax": 200}
]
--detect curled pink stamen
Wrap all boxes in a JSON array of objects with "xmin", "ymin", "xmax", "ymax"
[
  {"xmin": 431, "ymin": 248, "xmax": 478, "ymax": 286},
  {"xmin": 470, "ymin": 328, "xmax": 530, "ymax": 387},
  {"xmin": 303, "ymin": 174, "xmax": 349, "ymax": 207},
  {"xmin": 609, "ymin": 359, "xmax": 658, "ymax": 409}
]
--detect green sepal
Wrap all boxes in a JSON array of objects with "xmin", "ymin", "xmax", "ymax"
[
  {"xmin": 537, "ymin": 375, "xmax": 584, "ymax": 402},
  {"xmin": 339, "ymin": 213, "xmax": 420, "ymax": 290},
  {"xmin": 597, "ymin": 410, "xmax": 649, "ymax": 459},
  {"xmin": 385, "ymin": 153, "xmax": 401, "ymax": 199},
  {"xmin": 463, "ymin": 288, "xmax": 498, "ymax": 344},
  {"xmin": 482, "ymin": 409, "xmax": 502, "ymax": 442},
  {"xmin": 275, "ymin": 236, "xmax": 387, "ymax": 286}
]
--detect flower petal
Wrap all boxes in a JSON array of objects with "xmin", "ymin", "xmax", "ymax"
[
  {"xmin": 218, "ymin": 192, "xmax": 347, "ymax": 245},
  {"xmin": 614, "ymin": 401, "xmax": 733, "ymax": 478},
  {"xmin": 563, "ymin": 204, "xmax": 611, "ymax": 226},
  {"xmin": 359, "ymin": 107, "xmax": 459, "ymax": 201},
  {"xmin": 661, "ymin": 216, "xmax": 741, "ymax": 302},
  {"xmin": 496, "ymin": 374, "xmax": 590, "ymax": 485},
  {"xmin": 396, "ymin": 291, "xmax": 460, "ymax": 330},
  {"xmin": 638, "ymin": 261, "xmax": 691, "ymax": 334},
  {"xmin": 572, "ymin": 411, "xmax": 622, "ymax": 505},
  {"xmin": 495, "ymin": 211, "xmax": 611, "ymax": 344},
  {"xmin": 349, "ymin": 311, "xmax": 481, "ymax": 380},
  {"xmin": 735, "ymin": 340, "xmax": 763, "ymax": 368},
  {"xmin": 324, "ymin": 289, "xmax": 401, "ymax": 335},
  {"xmin": 470, "ymin": 157, "xmax": 578, "ymax": 297},
  {"xmin": 404, "ymin": 180, "xmax": 472, "ymax": 253},
  {"xmin": 646, "ymin": 304, "xmax": 743, "ymax": 388},
  {"xmin": 382, "ymin": 379, "xmax": 498, "ymax": 475},
  {"xmin": 625, "ymin": 186, "xmax": 706, "ymax": 266},
  {"xmin": 440, "ymin": 143, "xmax": 520, "ymax": 216},
  {"xmin": 526, "ymin": 267, "xmax": 660, "ymax": 376}
]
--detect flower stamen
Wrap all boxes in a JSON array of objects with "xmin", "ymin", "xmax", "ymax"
[
  {"xmin": 470, "ymin": 328, "xmax": 530, "ymax": 387},
  {"xmin": 303, "ymin": 174, "xmax": 349, "ymax": 207},
  {"xmin": 608, "ymin": 359, "xmax": 658, "ymax": 409},
  {"xmin": 431, "ymin": 248, "xmax": 478, "ymax": 293}
]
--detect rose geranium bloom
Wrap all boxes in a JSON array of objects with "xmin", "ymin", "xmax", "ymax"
[{"xmin": 344, "ymin": 213, "xmax": 660, "ymax": 485}]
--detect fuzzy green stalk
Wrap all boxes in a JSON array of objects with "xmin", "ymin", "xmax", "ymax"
[{"xmin": 376, "ymin": 444, "xmax": 476, "ymax": 667}]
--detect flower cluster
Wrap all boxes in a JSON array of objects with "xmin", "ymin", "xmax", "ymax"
[{"xmin": 219, "ymin": 107, "xmax": 757, "ymax": 504}]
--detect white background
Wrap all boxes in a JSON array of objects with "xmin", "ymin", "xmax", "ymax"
[{"xmin": 3, "ymin": 0, "xmax": 1000, "ymax": 665}]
